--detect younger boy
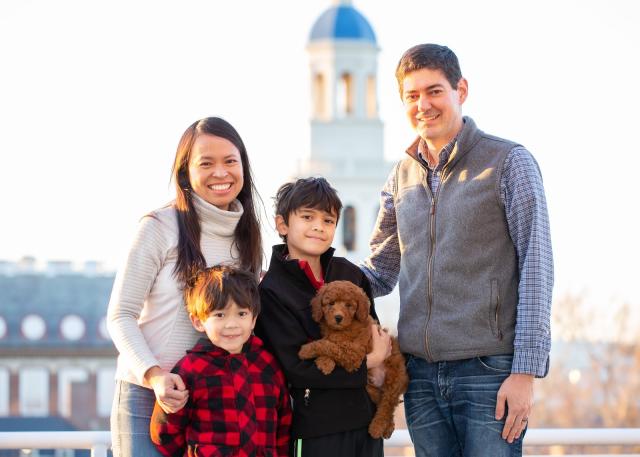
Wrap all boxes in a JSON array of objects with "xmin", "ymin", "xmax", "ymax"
[
  {"xmin": 150, "ymin": 266, "xmax": 292, "ymax": 457},
  {"xmin": 255, "ymin": 177, "xmax": 390, "ymax": 457}
]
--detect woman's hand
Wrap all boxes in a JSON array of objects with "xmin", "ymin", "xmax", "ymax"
[
  {"xmin": 144, "ymin": 366, "xmax": 188, "ymax": 414},
  {"xmin": 366, "ymin": 325, "xmax": 392, "ymax": 369}
]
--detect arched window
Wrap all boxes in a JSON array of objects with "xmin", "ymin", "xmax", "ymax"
[
  {"xmin": 313, "ymin": 73, "xmax": 326, "ymax": 118},
  {"xmin": 343, "ymin": 206, "xmax": 356, "ymax": 251},
  {"xmin": 366, "ymin": 75, "xmax": 377, "ymax": 118},
  {"xmin": 337, "ymin": 73, "xmax": 354, "ymax": 117}
]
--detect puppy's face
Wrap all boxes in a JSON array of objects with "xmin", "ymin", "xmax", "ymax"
[
  {"xmin": 311, "ymin": 281, "xmax": 371, "ymax": 330},
  {"xmin": 321, "ymin": 296, "xmax": 358, "ymax": 330}
]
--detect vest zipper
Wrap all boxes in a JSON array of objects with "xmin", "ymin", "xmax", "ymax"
[
  {"xmin": 495, "ymin": 289, "xmax": 503, "ymax": 340},
  {"xmin": 425, "ymin": 167, "xmax": 448, "ymax": 362},
  {"xmin": 304, "ymin": 388, "xmax": 310, "ymax": 406}
]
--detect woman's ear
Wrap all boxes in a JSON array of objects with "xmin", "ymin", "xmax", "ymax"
[{"xmin": 310, "ymin": 286, "xmax": 327, "ymax": 323}]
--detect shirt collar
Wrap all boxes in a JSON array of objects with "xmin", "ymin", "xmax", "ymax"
[
  {"xmin": 407, "ymin": 118, "xmax": 466, "ymax": 171},
  {"xmin": 188, "ymin": 335, "xmax": 263, "ymax": 360},
  {"xmin": 416, "ymin": 136, "xmax": 457, "ymax": 171},
  {"xmin": 296, "ymin": 259, "xmax": 324, "ymax": 290}
]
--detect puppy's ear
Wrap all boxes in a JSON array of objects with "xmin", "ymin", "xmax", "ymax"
[
  {"xmin": 355, "ymin": 286, "xmax": 371, "ymax": 322},
  {"xmin": 310, "ymin": 285, "xmax": 327, "ymax": 323}
]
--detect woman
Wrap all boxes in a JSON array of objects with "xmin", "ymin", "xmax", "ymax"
[{"xmin": 107, "ymin": 117, "xmax": 262, "ymax": 456}]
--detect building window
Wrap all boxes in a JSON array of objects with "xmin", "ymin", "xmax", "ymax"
[
  {"xmin": 0, "ymin": 368, "xmax": 8, "ymax": 416},
  {"xmin": 343, "ymin": 206, "xmax": 356, "ymax": 251},
  {"xmin": 337, "ymin": 73, "xmax": 353, "ymax": 117},
  {"xmin": 19, "ymin": 367, "xmax": 49, "ymax": 416},
  {"xmin": 0, "ymin": 316, "xmax": 6, "ymax": 339},
  {"xmin": 60, "ymin": 314, "xmax": 86, "ymax": 341},
  {"xmin": 366, "ymin": 75, "xmax": 377, "ymax": 118},
  {"xmin": 97, "ymin": 368, "xmax": 116, "ymax": 417},
  {"xmin": 313, "ymin": 73, "xmax": 326, "ymax": 119},
  {"xmin": 21, "ymin": 314, "xmax": 46, "ymax": 340},
  {"xmin": 58, "ymin": 367, "xmax": 88, "ymax": 417}
]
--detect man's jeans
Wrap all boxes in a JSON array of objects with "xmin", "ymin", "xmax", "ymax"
[{"xmin": 404, "ymin": 354, "xmax": 525, "ymax": 457}]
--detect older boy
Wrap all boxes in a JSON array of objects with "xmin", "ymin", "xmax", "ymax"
[{"xmin": 255, "ymin": 177, "xmax": 391, "ymax": 457}]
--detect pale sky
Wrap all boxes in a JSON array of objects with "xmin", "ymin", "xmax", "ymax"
[{"xmin": 1, "ymin": 0, "xmax": 639, "ymax": 322}]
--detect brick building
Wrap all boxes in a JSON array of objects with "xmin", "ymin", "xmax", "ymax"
[{"xmin": 0, "ymin": 272, "xmax": 116, "ymax": 432}]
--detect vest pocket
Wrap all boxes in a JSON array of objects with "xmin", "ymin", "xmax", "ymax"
[{"xmin": 489, "ymin": 279, "xmax": 503, "ymax": 340}]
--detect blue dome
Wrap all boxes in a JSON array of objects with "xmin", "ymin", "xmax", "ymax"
[{"xmin": 309, "ymin": 5, "xmax": 377, "ymax": 44}]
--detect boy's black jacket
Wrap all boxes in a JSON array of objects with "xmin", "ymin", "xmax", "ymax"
[{"xmin": 255, "ymin": 244, "xmax": 379, "ymax": 439}]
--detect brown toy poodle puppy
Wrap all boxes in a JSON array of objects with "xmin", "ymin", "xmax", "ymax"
[{"xmin": 298, "ymin": 280, "xmax": 409, "ymax": 439}]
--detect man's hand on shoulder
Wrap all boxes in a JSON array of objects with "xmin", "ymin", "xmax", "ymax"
[{"xmin": 495, "ymin": 373, "xmax": 534, "ymax": 443}]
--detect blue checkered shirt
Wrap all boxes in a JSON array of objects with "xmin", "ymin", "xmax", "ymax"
[{"xmin": 361, "ymin": 134, "xmax": 553, "ymax": 377}]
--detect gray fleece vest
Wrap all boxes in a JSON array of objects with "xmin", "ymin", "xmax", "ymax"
[{"xmin": 395, "ymin": 117, "xmax": 519, "ymax": 362}]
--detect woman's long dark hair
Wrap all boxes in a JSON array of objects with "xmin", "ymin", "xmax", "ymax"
[{"xmin": 171, "ymin": 117, "xmax": 262, "ymax": 284}]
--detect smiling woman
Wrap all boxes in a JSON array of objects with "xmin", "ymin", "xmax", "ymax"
[
  {"xmin": 187, "ymin": 134, "xmax": 244, "ymax": 211},
  {"xmin": 106, "ymin": 116, "xmax": 263, "ymax": 457}
]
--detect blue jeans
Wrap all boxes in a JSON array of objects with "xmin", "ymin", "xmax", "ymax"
[
  {"xmin": 110, "ymin": 380, "xmax": 164, "ymax": 457},
  {"xmin": 404, "ymin": 355, "xmax": 525, "ymax": 457}
]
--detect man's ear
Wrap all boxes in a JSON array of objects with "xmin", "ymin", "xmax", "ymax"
[
  {"xmin": 457, "ymin": 77, "xmax": 468, "ymax": 104},
  {"xmin": 189, "ymin": 313, "xmax": 205, "ymax": 333},
  {"xmin": 275, "ymin": 215, "xmax": 288, "ymax": 238}
]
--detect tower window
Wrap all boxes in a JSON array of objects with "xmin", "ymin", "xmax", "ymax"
[
  {"xmin": 337, "ymin": 73, "xmax": 354, "ymax": 118},
  {"xmin": 367, "ymin": 75, "xmax": 377, "ymax": 118},
  {"xmin": 313, "ymin": 73, "xmax": 326, "ymax": 119},
  {"xmin": 343, "ymin": 206, "xmax": 356, "ymax": 251}
]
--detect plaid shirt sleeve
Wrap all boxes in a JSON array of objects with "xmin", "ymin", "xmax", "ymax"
[
  {"xmin": 274, "ymin": 364, "xmax": 292, "ymax": 457},
  {"xmin": 148, "ymin": 364, "xmax": 190, "ymax": 457},
  {"xmin": 501, "ymin": 147, "xmax": 554, "ymax": 377},
  {"xmin": 360, "ymin": 164, "xmax": 402, "ymax": 298}
]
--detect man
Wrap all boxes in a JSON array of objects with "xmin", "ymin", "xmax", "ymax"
[{"xmin": 360, "ymin": 44, "xmax": 553, "ymax": 456}]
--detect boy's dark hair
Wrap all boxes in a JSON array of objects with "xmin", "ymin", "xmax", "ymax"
[
  {"xmin": 395, "ymin": 43, "xmax": 462, "ymax": 97},
  {"xmin": 185, "ymin": 265, "xmax": 260, "ymax": 321},
  {"xmin": 274, "ymin": 177, "xmax": 343, "ymax": 241}
]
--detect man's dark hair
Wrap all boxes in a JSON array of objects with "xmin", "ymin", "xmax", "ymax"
[
  {"xmin": 395, "ymin": 43, "xmax": 462, "ymax": 97},
  {"xmin": 274, "ymin": 177, "xmax": 343, "ymax": 241}
]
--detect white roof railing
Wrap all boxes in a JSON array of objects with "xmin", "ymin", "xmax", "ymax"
[
  {"xmin": 0, "ymin": 428, "xmax": 639, "ymax": 456},
  {"xmin": 0, "ymin": 431, "xmax": 110, "ymax": 457}
]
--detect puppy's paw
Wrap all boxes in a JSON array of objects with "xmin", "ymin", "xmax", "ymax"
[
  {"xmin": 368, "ymin": 417, "xmax": 386, "ymax": 439},
  {"xmin": 382, "ymin": 422, "xmax": 395, "ymax": 439},
  {"xmin": 298, "ymin": 343, "xmax": 315, "ymax": 360},
  {"xmin": 368, "ymin": 416, "xmax": 394, "ymax": 439},
  {"xmin": 316, "ymin": 356, "xmax": 336, "ymax": 374}
]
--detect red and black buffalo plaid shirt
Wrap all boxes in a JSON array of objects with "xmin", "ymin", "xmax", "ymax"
[{"xmin": 150, "ymin": 335, "xmax": 292, "ymax": 457}]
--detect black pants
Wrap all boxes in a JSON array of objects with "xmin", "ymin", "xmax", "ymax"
[{"xmin": 291, "ymin": 427, "xmax": 383, "ymax": 457}]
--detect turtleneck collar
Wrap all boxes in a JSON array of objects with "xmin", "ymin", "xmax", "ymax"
[{"xmin": 191, "ymin": 192, "xmax": 244, "ymax": 238}]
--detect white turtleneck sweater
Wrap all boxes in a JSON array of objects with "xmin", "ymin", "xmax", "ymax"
[{"xmin": 107, "ymin": 194, "xmax": 243, "ymax": 387}]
